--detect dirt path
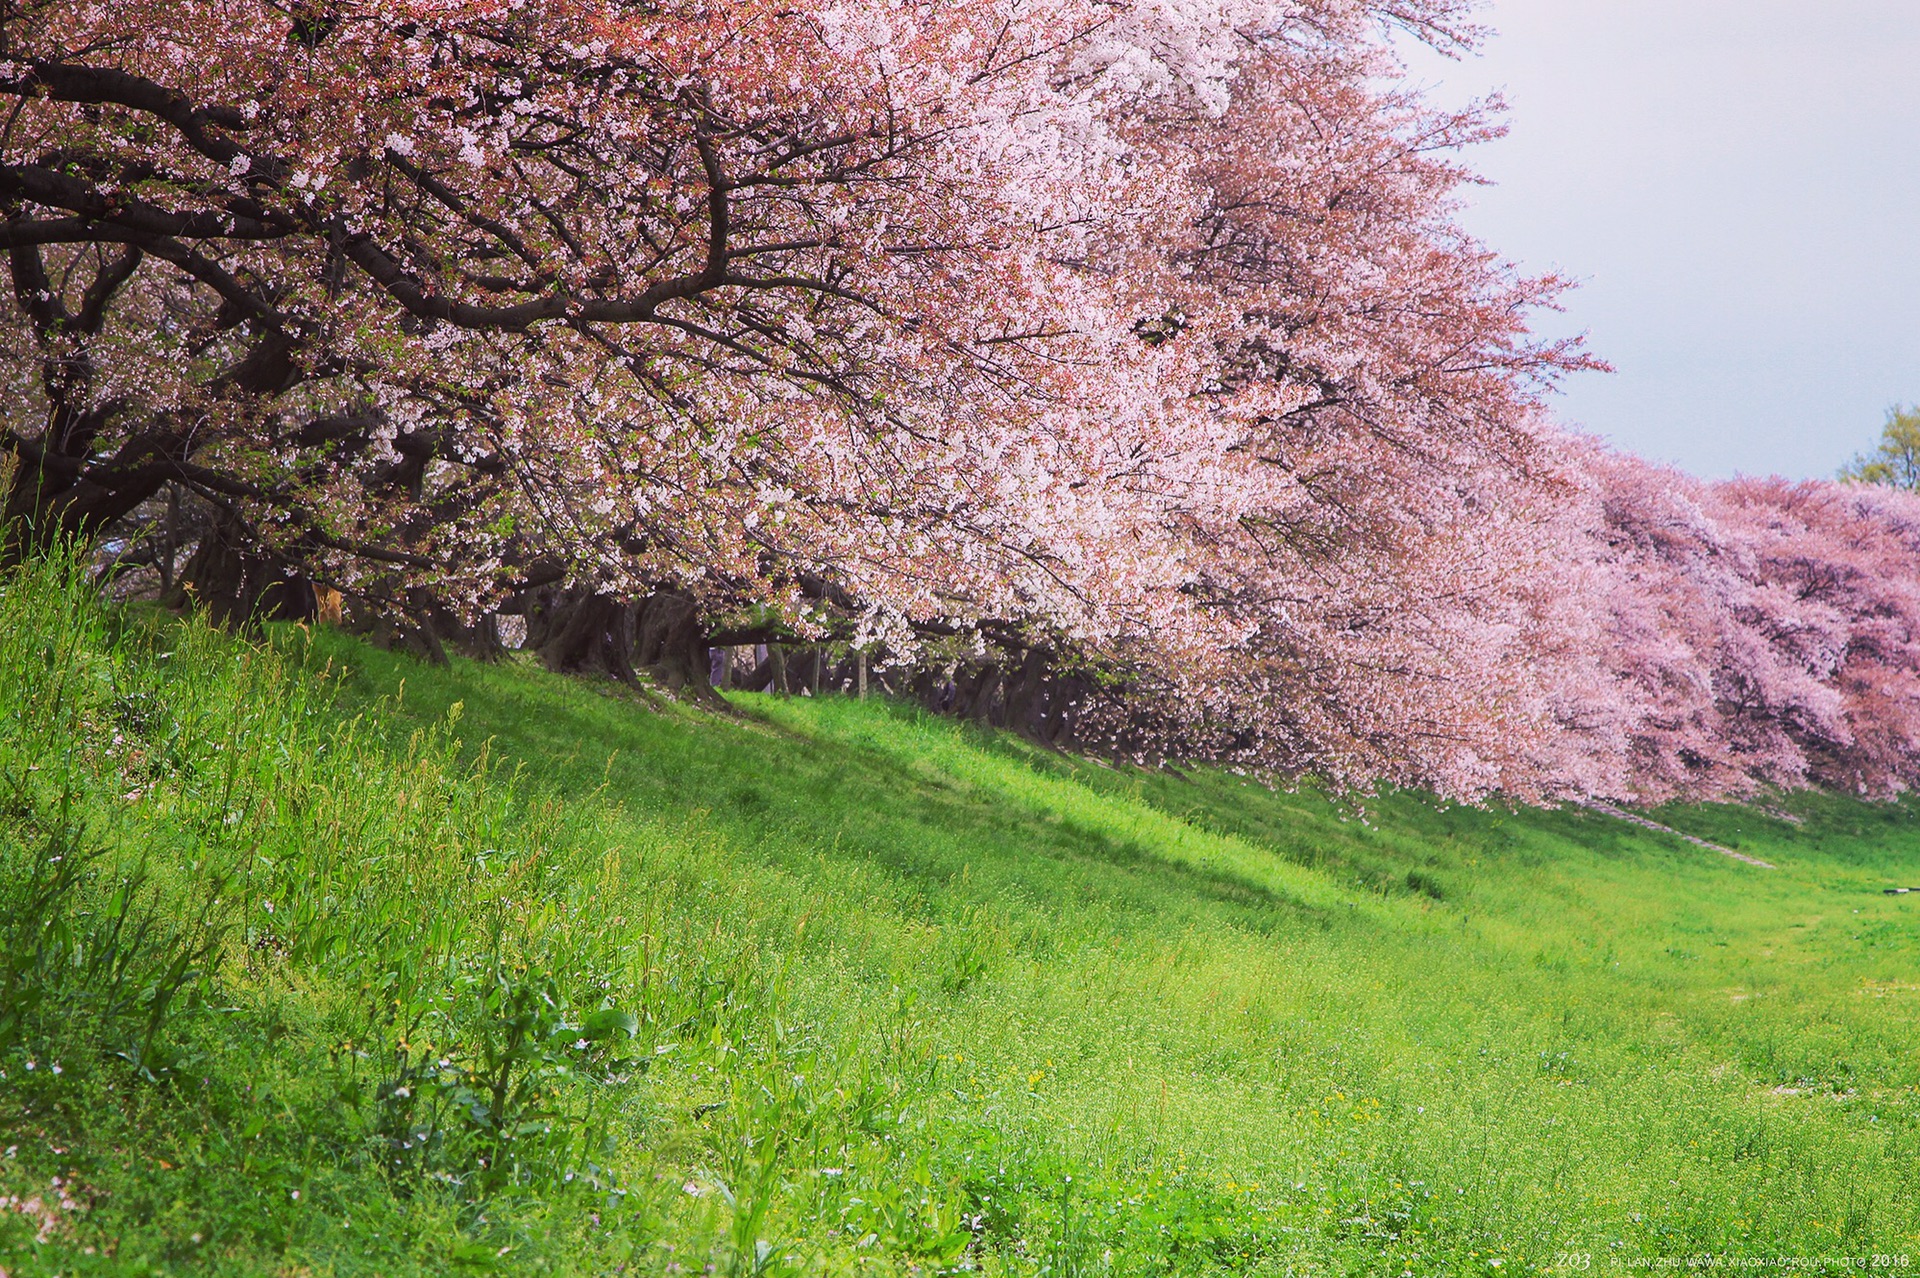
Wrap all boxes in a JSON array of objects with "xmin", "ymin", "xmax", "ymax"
[{"xmin": 1578, "ymin": 800, "xmax": 1778, "ymax": 869}]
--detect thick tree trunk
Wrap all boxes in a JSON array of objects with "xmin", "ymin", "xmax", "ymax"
[
  {"xmin": 785, "ymin": 646, "xmax": 815, "ymax": 694},
  {"xmin": 531, "ymin": 590, "xmax": 639, "ymax": 682},
  {"xmin": 1043, "ymin": 672, "xmax": 1084, "ymax": 748},
  {"xmin": 346, "ymin": 608, "xmax": 450, "ymax": 666},
  {"xmin": 1003, "ymin": 647, "xmax": 1050, "ymax": 734},
  {"xmin": 157, "ymin": 485, "xmax": 178, "ymax": 596},
  {"xmin": 632, "ymin": 593, "xmax": 710, "ymax": 694},
  {"xmin": 528, "ymin": 588, "xmax": 714, "ymax": 696},
  {"xmin": 911, "ymin": 666, "xmax": 955, "ymax": 713},
  {"xmin": 738, "ymin": 651, "xmax": 776, "ymax": 693},
  {"xmin": 959, "ymin": 662, "xmax": 1001, "ymax": 723},
  {"xmin": 408, "ymin": 590, "xmax": 504, "ymax": 664},
  {"xmin": 164, "ymin": 508, "xmax": 320, "ymax": 630}
]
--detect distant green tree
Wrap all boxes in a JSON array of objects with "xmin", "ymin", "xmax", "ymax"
[{"xmin": 1839, "ymin": 406, "xmax": 1920, "ymax": 488}]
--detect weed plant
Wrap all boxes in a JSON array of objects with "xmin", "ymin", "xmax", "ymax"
[{"xmin": 0, "ymin": 552, "xmax": 1916, "ymax": 1274}]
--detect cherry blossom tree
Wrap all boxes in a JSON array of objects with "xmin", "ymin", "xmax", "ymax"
[
  {"xmin": 0, "ymin": 3, "xmax": 1476, "ymax": 648},
  {"xmin": 11, "ymin": 0, "xmax": 1733, "ymax": 802},
  {"xmin": 1536, "ymin": 445, "xmax": 1920, "ymax": 804},
  {"xmin": 1707, "ymin": 476, "xmax": 1920, "ymax": 796}
]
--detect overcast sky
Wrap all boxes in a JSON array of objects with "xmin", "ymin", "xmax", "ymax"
[{"xmin": 1393, "ymin": 0, "xmax": 1920, "ymax": 480}]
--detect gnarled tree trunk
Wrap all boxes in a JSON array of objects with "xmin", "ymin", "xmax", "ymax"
[
  {"xmin": 633, "ymin": 593, "xmax": 709, "ymax": 693},
  {"xmin": 526, "ymin": 587, "xmax": 713, "ymax": 696},
  {"xmin": 163, "ymin": 507, "xmax": 321, "ymax": 630}
]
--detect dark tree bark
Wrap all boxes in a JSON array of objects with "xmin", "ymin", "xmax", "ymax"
[
  {"xmin": 163, "ymin": 505, "xmax": 320, "ymax": 629},
  {"xmin": 526, "ymin": 587, "xmax": 714, "ymax": 696},
  {"xmin": 158, "ymin": 484, "xmax": 178, "ymax": 596},
  {"xmin": 632, "ymin": 593, "xmax": 710, "ymax": 693},
  {"xmin": 958, "ymin": 663, "xmax": 1001, "ymax": 723},
  {"xmin": 408, "ymin": 590, "xmax": 505, "ymax": 663},
  {"xmin": 738, "ymin": 651, "xmax": 777, "ymax": 692},
  {"xmin": 1042, "ymin": 672, "xmax": 1084, "ymax": 747},
  {"xmin": 346, "ymin": 609, "xmax": 450, "ymax": 666},
  {"xmin": 531, "ymin": 589, "xmax": 639, "ymax": 682},
  {"xmin": 909, "ymin": 665, "xmax": 958, "ymax": 713},
  {"xmin": 1003, "ymin": 647, "xmax": 1050, "ymax": 735}
]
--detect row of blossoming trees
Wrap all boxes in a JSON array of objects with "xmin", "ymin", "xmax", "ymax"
[{"xmin": 3, "ymin": 0, "xmax": 1917, "ymax": 805}]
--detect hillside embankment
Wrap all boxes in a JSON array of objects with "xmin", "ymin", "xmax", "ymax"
[{"xmin": 1, "ymin": 556, "xmax": 1915, "ymax": 1275}]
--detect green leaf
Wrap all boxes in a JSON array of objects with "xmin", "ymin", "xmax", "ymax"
[{"xmin": 582, "ymin": 1007, "xmax": 639, "ymax": 1040}]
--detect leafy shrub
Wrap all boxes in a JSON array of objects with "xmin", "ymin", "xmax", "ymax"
[{"xmin": 367, "ymin": 961, "xmax": 640, "ymax": 1196}]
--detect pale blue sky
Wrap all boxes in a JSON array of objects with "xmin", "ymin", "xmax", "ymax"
[{"xmin": 1395, "ymin": 0, "xmax": 1920, "ymax": 479}]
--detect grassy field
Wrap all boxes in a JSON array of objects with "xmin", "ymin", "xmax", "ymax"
[{"xmin": 1, "ymin": 554, "xmax": 1917, "ymax": 1276}]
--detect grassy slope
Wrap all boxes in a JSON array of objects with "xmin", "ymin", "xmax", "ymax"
[{"xmin": 1, "ymin": 557, "xmax": 1917, "ymax": 1275}]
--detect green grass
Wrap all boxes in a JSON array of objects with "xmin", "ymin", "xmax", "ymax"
[{"xmin": 1, "ymin": 553, "xmax": 1917, "ymax": 1275}]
